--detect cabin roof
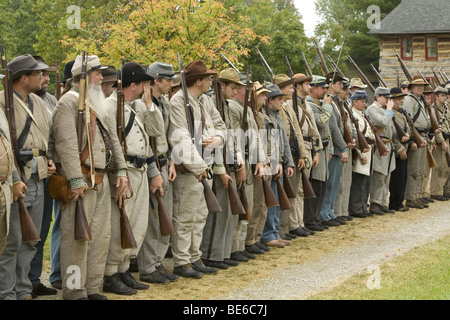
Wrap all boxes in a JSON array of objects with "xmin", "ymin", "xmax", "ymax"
[{"xmin": 368, "ymin": 0, "xmax": 450, "ymax": 35}]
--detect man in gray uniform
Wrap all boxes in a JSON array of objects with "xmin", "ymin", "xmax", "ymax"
[
  {"xmin": 402, "ymin": 75, "xmax": 432, "ymax": 209},
  {"xmin": 168, "ymin": 60, "xmax": 226, "ymax": 279},
  {"xmin": 137, "ymin": 61, "xmax": 179, "ymax": 284},
  {"xmin": 103, "ymin": 62, "xmax": 163, "ymax": 294},
  {"xmin": 51, "ymin": 55, "xmax": 129, "ymax": 300},
  {"xmin": 0, "ymin": 54, "xmax": 54, "ymax": 300}
]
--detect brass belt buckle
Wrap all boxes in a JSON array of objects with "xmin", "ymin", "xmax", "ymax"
[{"xmin": 32, "ymin": 149, "xmax": 40, "ymax": 157}]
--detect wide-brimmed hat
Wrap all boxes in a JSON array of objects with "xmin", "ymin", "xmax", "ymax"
[
  {"xmin": 218, "ymin": 68, "xmax": 245, "ymax": 86},
  {"xmin": 8, "ymin": 54, "xmax": 49, "ymax": 80},
  {"xmin": 434, "ymin": 86, "xmax": 448, "ymax": 95},
  {"xmin": 325, "ymin": 71, "xmax": 344, "ymax": 84},
  {"xmin": 184, "ymin": 60, "xmax": 217, "ymax": 85},
  {"xmin": 266, "ymin": 84, "xmax": 286, "ymax": 99},
  {"xmin": 424, "ymin": 84, "xmax": 434, "ymax": 94},
  {"xmin": 390, "ymin": 87, "xmax": 407, "ymax": 98},
  {"xmin": 71, "ymin": 54, "xmax": 107, "ymax": 77},
  {"xmin": 350, "ymin": 78, "xmax": 367, "ymax": 89},
  {"xmin": 445, "ymin": 83, "xmax": 450, "ymax": 93},
  {"xmin": 293, "ymin": 73, "xmax": 312, "ymax": 84},
  {"xmin": 121, "ymin": 62, "xmax": 152, "ymax": 87},
  {"xmin": 33, "ymin": 55, "xmax": 58, "ymax": 72},
  {"xmin": 272, "ymin": 74, "xmax": 294, "ymax": 88},
  {"xmin": 400, "ymin": 81, "xmax": 410, "ymax": 89},
  {"xmin": 147, "ymin": 62, "xmax": 176, "ymax": 80},
  {"xmin": 101, "ymin": 66, "xmax": 118, "ymax": 82},
  {"xmin": 350, "ymin": 90, "xmax": 367, "ymax": 101},
  {"xmin": 254, "ymin": 81, "xmax": 270, "ymax": 95},
  {"xmin": 408, "ymin": 75, "xmax": 427, "ymax": 88},
  {"xmin": 374, "ymin": 87, "xmax": 391, "ymax": 97},
  {"xmin": 310, "ymin": 75, "xmax": 329, "ymax": 88}
]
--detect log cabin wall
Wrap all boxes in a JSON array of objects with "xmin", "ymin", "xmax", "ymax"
[{"xmin": 378, "ymin": 34, "xmax": 450, "ymax": 88}]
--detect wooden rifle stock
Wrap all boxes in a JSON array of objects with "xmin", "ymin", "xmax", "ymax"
[
  {"xmin": 155, "ymin": 189, "xmax": 175, "ymax": 236},
  {"xmin": 400, "ymin": 109, "xmax": 426, "ymax": 147},
  {"xmin": 333, "ymin": 96, "xmax": 353, "ymax": 145},
  {"xmin": 417, "ymin": 70, "xmax": 440, "ymax": 134},
  {"xmin": 301, "ymin": 169, "xmax": 316, "ymax": 199},
  {"xmin": 115, "ymin": 69, "xmax": 139, "ymax": 247},
  {"xmin": 282, "ymin": 170, "xmax": 296, "ymax": 199},
  {"xmin": 343, "ymin": 101, "xmax": 370, "ymax": 152},
  {"xmin": 315, "ymin": 40, "xmax": 330, "ymax": 75},
  {"xmin": 274, "ymin": 176, "xmax": 292, "ymax": 210},
  {"xmin": 75, "ymin": 51, "xmax": 92, "ymax": 241},
  {"xmin": 364, "ymin": 114, "xmax": 389, "ymax": 157},
  {"xmin": 301, "ymin": 52, "xmax": 313, "ymax": 78},
  {"xmin": 1, "ymin": 45, "xmax": 40, "ymax": 242},
  {"xmin": 212, "ymin": 62, "xmax": 245, "ymax": 216},
  {"xmin": 178, "ymin": 53, "xmax": 222, "ymax": 214},
  {"xmin": 250, "ymin": 87, "xmax": 279, "ymax": 207},
  {"xmin": 56, "ymin": 60, "xmax": 62, "ymax": 100}
]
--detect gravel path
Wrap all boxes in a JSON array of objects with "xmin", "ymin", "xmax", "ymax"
[{"xmin": 215, "ymin": 204, "xmax": 450, "ymax": 300}]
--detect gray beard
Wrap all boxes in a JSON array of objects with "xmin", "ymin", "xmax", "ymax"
[{"xmin": 87, "ymin": 82, "xmax": 108, "ymax": 121}]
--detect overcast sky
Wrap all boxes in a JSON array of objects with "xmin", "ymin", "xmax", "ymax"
[{"xmin": 293, "ymin": 0, "xmax": 322, "ymax": 37}]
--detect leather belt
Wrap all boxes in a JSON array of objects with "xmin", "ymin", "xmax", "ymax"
[
  {"xmin": 415, "ymin": 128, "xmax": 430, "ymax": 135},
  {"xmin": 126, "ymin": 155, "xmax": 155, "ymax": 168},
  {"xmin": 19, "ymin": 149, "xmax": 46, "ymax": 163},
  {"xmin": 158, "ymin": 153, "xmax": 168, "ymax": 167},
  {"xmin": 303, "ymin": 136, "xmax": 312, "ymax": 142}
]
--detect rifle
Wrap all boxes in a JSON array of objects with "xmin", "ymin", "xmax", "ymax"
[
  {"xmin": 237, "ymin": 67, "xmax": 253, "ymax": 220},
  {"xmin": 220, "ymin": 53, "xmax": 239, "ymax": 73},
  {"xmin": 432, "ymin": 67, "xmax": 443, "ymax": 87},
  {"xmin": 211, "ymin": 61, "xmax": 245, "ymax": 216},
  {"xmin": 439, "ymin": 67, "xmax": 450, "ymax": 82},
  {"xmin": 264, "ymin": 99, "xmax": 292, "ymax": 210},
  {"xmin": 1, "ymin": 45, "xmax": 40, "ymax": 242},
  {"xmin": 255, "ymin": 46, "xmax": 275, "ymax": 80},
  {"xmin": 285, "ymin": 56, "xmax": 316, "ymax": 198},
  {"xmin": 325, "ymin": 56, "xmax": 355, "ymax": 145},
  {"xmin": 301, "ymin": 52, "xmax": 313, "ymax": 78},
  {"xmin": 328, "ymin": 56, "xmax": 371, "ymax": 153},
  {"xmin": 249, "ymin": 84, "xmax": 279, "ymax": 208},
  {"xmin": 314, "ymin": 40, "xmax": 330, "ymax": 75},
  {"xmin": 115, "ymin": 68, "xmax": 138, "ymax": 248},
  {"xmin": 74, "ymin": 51, "xmax": 92, "ymax": 241},
  {"xmin": 56, "ymin": 60, "xmax": 62, "ymax": 100},
  {"xmin": 347, "ymin": 55, "xmax": 376, "ymax": 93},
  {"xmin": 148, "ymin": 130, "xmax": 176, "ymax": 235},
  {"xmin": 177, "ymin": 53, "xmax": 222, "ymax": 214},
  {"xmin": 369, "ymin": 63, "xmax": 408, "ymax": 143},
  {"xmin": 370, "ymin": 63, "xmax": 388, "ymax": 88}
]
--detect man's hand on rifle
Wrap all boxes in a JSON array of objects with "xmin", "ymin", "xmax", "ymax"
[
  {"xmin": 286, "ymin": 166, "xmax": 294, "ymax": 178},
  {"xmin": 297, "ymin": 158, "xmax": 305, "ymax": 171},
  {"xmin": 219, "ymin": 173, "xmax": 233, "ymax": 189},
  {"xmin": 196, "ymin": 171, "xmax": 207, "ymax": 183},
  {"xmin": 47, "ymin": 159, "xmax": 56, "ymax": 177},
  {"xmin": 150, "ymin": 174, "xmax": 164, "ymax": 196},
  {"xmin": 114, "ymin": 176, "xmax": 129, "ymax": 209},
  {"xmin": 235, "ymin": 164, "xmax": 246, "ymax": 189},
  {"xmin": 274, "ymin": 163, "xmax": 283, "ymax": 179},
  {"xmin": 253, "ymin": 162, "xmax": 264, "ymax": 179},
  {"xmin": 347, "ymin": 139, "xmax": 356, "ymax": 149},
  {"xmin": 401, "ymin": 134, "xmax": 410, "ymax": 143},
  {"xmin": 442, "ymin": 141, "xmax": 448, "ymax": 153},
  {"xmin": 72, "ymin": 184, "xmax": 87, "ymax": 202},
  {"xmin": 341, "ymin": 151, "xmax": 349, "ymax": 163},
  {"xmin": 13, "ymin": 181, "xmax": 27, "ymax": 202}
]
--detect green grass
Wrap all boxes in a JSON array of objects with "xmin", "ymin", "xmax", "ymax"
[{"xmin": 308, "ymin": 234, "xmax": 450, "ymax": 300}]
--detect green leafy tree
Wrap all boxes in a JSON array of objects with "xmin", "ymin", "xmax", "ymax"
[{"xmin": 314, "ymin": 0, "xmax": 401, "ymax": 78}]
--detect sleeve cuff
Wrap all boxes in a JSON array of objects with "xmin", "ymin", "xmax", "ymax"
[
  {"xmin": 116, "ymin": 168, "xmax": 127, "ymax": 178},
  {"xmin": 70, "ymin": 178, "xmax": 85, "ymax": 190}
]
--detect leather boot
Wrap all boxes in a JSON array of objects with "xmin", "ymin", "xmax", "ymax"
[{"xmin": 103, "ymin": 273, "xmax": 137, "ymax": 295}]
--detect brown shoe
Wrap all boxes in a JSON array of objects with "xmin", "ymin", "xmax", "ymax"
[
  {"xmin": 277, "ymin": 238, "xmax": 291, "ymax": 246},
  {"xmin": 405, "ymin": 200, "xmax": 423, "ymax": 209},
  {"xmin": 264, "ymin": 239, "xmax": 285, "ymax": 248}
]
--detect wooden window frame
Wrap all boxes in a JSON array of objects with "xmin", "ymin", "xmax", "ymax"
[
  {"xmin": 401, "ymin": 36, "xmax": 413, "ymax": 60},
  {"xmin": 425, "ymin": 35, "xmax": 438, "ymax": 60}
]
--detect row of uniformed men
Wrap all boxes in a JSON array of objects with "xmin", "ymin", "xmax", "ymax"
[{"xmin": 1, "ymin": 53, "xmax": 449, "ymax": 300}]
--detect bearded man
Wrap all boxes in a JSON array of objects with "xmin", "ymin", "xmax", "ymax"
[{"xmin": 51, "ymin": 55, "xmax": 129, "ymax": 300}]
